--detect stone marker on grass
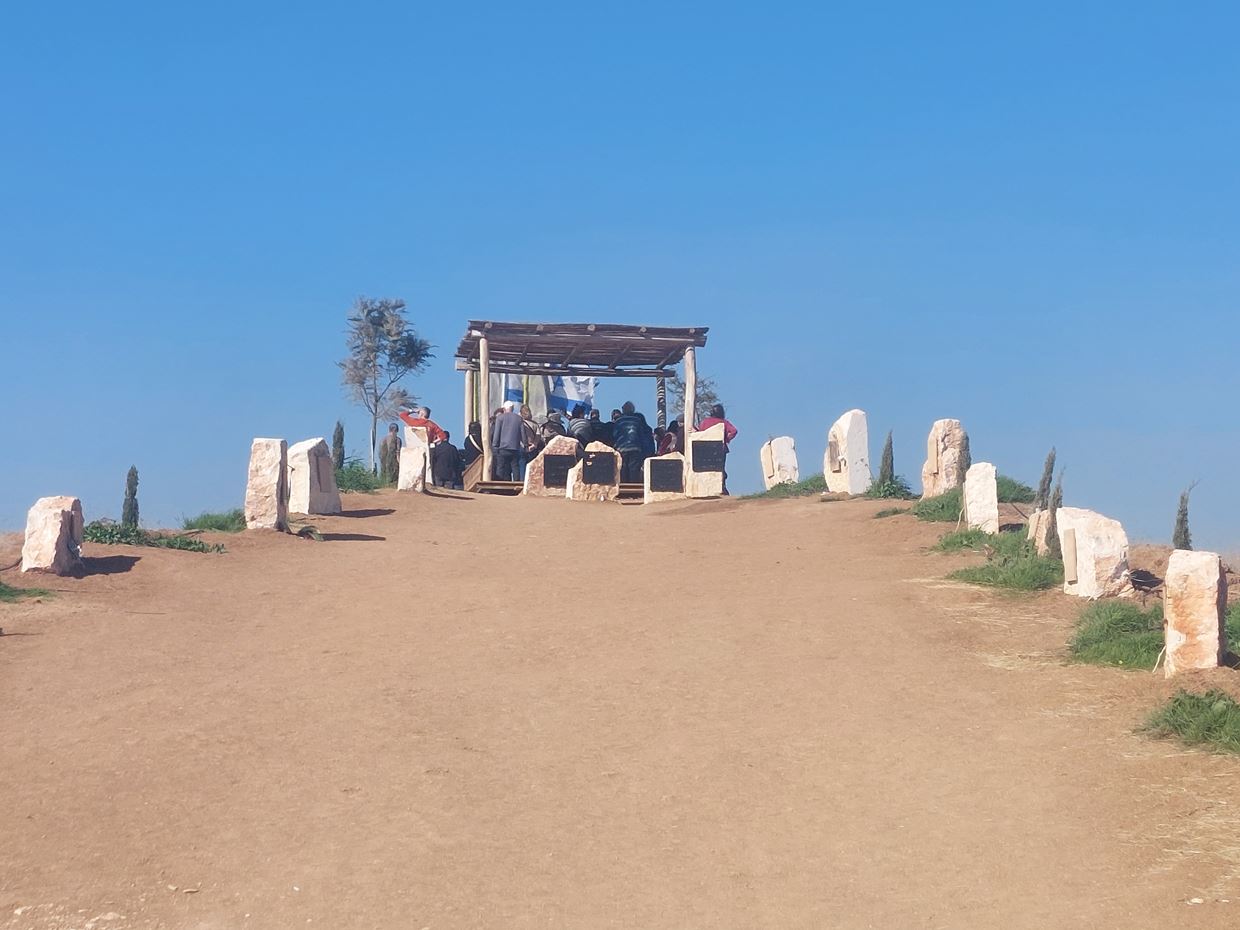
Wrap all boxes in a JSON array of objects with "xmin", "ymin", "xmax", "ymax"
[
  {"xmin": 287, "ymin": 438, "xmax": 342, "ymax": 515},
  {"xmin": 644, "ymin": 452, "xmax": 685, "ymax": 504},
  {"xmin": 823, "ymin": 409, "xmax": 871, "ymax": 496},
  {"xmin": 523, "ymin": 435, "xmax": 582, "ymax": 497},
  {"xmin": 245, "ymin": 438, "xmax": 289, "ymax": 531},
  {"xmin": 21, "ymin": 496, "xmax": 84, "ymax": 575},
  {"xmin": 566, "ymin": 442, "xmax": 622, "ymax": 502},
  {"xmin": 963, "ymin": 462, "xmax": 999, "ymax": 534},
  {"xmin": 398, "ymin": 426, "xmax": 429, "ymax": 492},
  {"xmin": 760, "ymin": 436, "xmax": 799, "ymax": 490},
  {"xmin": 921, "ymin": 419, "xmax": 969, "ymax": 498},
  {"xmin": 1163, "ymin": 549, "xmax": 1228, "ymax": 678},
  {"xmin": 1055, "ymin": 506, "xmax": 1129, "ymax": 599},
  {"xmin": 686, "ymin": 422, "xmax": 727, "ymax": 498}
]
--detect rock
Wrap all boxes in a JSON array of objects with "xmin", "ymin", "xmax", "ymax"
[
  {"xmin": 644, "ymin": 452, "xmax": 685, "ymax": 504},
  {"xmin": 963, "ymin": 462, "xmax": 999, "ymax": 534},
  {"xmin": 522, "ymin": 435, "xmax": 582, "ymax": 497},
  {"xmin": 397, "ymin": 426, "xmax": 429, "ymax": 492},
  {"xmin": 1026, "ymin": 509, "xmax": 1051, "ymax": 555},
  {"xmin": 21, "ymin": 496, "xmax": 84, "ymax": 575},
  {"xmin": 244, "ymin": 439, "xmax": 289, "ymax": 531},
  {"xmin": 287, "ymin": 438, "xmax": 342, "ymax": 515},
  {"xmin": 1055, "ymin": 507, "xmax": 1130, "ymax": 599},
  {"xmin": 685, "ymin": 423, "xmax": 727, "ymax": 498},
  {"xmin": 921, "ymin": 419, "xmax": 969, "ymax": 498},
  {"xmin": 760, "ymin": 436, "xmax": 799, "ymax": 490},
  {"xmin": 566, "ymin": 442, "xmax": 622, "ymax": 502},
  {"xmin": 823, "ymin": 409, "xmax": 871, "ymax": 495},
  {"xmin": 1164, "ymin": 549, "xmax": 1228, "ymax": 678}
]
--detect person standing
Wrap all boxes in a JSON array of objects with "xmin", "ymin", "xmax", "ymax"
[
  {"xmin": 491, "ymin": 401, "xmax": 525, "ymax": 481},
  {"xmin": 431, "ymin": 431, "xmax": 464, "ymax": 489},
  {"xmin": 568, "ymin": 404, "xmax": 594, "ymax": 447},
  {"xmin": 397, "ymin": 406, "xmax": 448, "ymax": 445},
  {"xmin": 378, "ymin": 423, "xmax": 402, "ymax": 484},
  {"xmin": 611, "ymin": 401, "xmax": 655, "ymax": 484},
  {"xmin": 519, "ymin": 404, "xmax": 542, "ymax": 479},
  {"xmin": 695, "ymin": 403, "xmax": 739, "ymax": 495},
  {"xmin": 462, "ymin": 421, "xmax": 484, "ymax": 468}
]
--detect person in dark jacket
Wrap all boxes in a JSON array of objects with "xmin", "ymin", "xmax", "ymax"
[
  {"xmin": 491, "ymin": 401, "xmax": 525, "ymax": 481},
  {"xmin": 461, "ymin": 421, "xmax": 484, "ymax": 468},
  {"xmin": 431, "ymin": 431, "xmax": 463, "ymax": 489},
  {"xmin": 611, "ymin": 400, "xmax": 656, "ymax": 483},
  {"xmin": 568, "ymin": 404, "xmax": 594, "ymax": 447}
]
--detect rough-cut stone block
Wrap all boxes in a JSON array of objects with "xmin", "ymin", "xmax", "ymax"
[
  {"xmin": 963, "ymin": 462, "xmax": 999, "ymax": 534},
  {"xmin": 823, "ymin": 410, "xmax": 870, "ymax": 495},
  {"xmin": 398, "ymin": 426, "xmax": 429, "ymax": 492},
  {"xmin": 566, "ymin": 442, "xmax": 621, "ymax": 502},
  {"xmin": 921, "ymin": 419, "xmax": 969, "ymax": 498},
  {"xmin": 686, "ymin": 423, "xmax": 726, "ymax": 498},
  {"xmin": 644, "ymin": 452, "xmax": 685, "ymax": 504},
  {"xmin": 287, "ymin": 438, "xmax": 342, "ymax": 515},
  {"xmin": 21, "ymin": 496, "xmax": 84, "ymax": 575},
  {"xmin": 1055, "ymin": 507, "xmax": 1129, "ymax": 599},
  {"xmin": 245, "ymin": 438, "xmax": 288, "ymax": 531},
  {"xmin": 1026, "ymin": 509, "xmax": 1051, "ymax": 556},
  {"xmin": 760, "ymin": 436, "xmax": 799, "ymax": 490},
  {"xmin": 1164, "ymin": 549, "xmax": 1228, "ymax": 678},
  {"xmin": 523, "ymin": 435, "xmax": 582, "ymax": 497}
]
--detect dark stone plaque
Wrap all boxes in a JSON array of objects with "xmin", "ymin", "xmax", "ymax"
[
  {"xmin": 649, "ymin": 458, "xmax": 684, "ymax": 493},
  {"xmin": 543, "ymin": 454, "xmax": 575, "ymax": 489},
  {"xmin": 582, "ymin": 451, "xmax": 616, "ymax": 485},
  {"xmin": 691, "ymin": 440, "xmax": 726, "ymax": 474}
]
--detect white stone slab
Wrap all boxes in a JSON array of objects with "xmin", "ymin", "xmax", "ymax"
[
  {"xmin": 1164, "ymin": 549, "xmax": 1228, "ymax": 678},
  {"xmin": 398, "ymin": 426, "xmax": 429, "ymax": 492},
  {"xmin": 963, "ymin": 462, "xmax": 999, "ymax": 534},
  {"xmin": 685, "ymin": 423, "xmax": 726, "ymax": 498},
  {"xmin": 921, "ymin": 419, "xmax": 969, "ymax": 498},
  {"xmin": 287, "ymin": 437, "xmax": 342, "ymax": 515},
  {"xmin": 823, "ymin": 410, "xmax": 870, "ymax": 496},
  {"xmin": 760, "ymin": 436, "xmax": 799, "ymax": 490},
  {"xmin": 644, "ymin": 452, "xmax": 685, "ymax": 504},
  {"xmin": 566, "ymin": 442, "xmax": 621, "ymax": 502},
  {"xmin": 1055, "ymin": 506, "xmax": 1129, "ymax": 599},
  {"xmin": 21, "ymin": 496, "xmax": 84, "ymax": 575},
  {"xmin": 523, "ymin": 435, "xmax": 582, "ymax": 497},
  {"xmin": 245, "ymin": 438, "xmax": 289, "ymax": 531}
]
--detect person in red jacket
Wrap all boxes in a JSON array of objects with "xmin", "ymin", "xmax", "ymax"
[
  {"xmin": 398, "ymin": 406, "xmax": 447, "ymax": 445},
  {"xmin": 695, "ymin": 403, "xmax": 738, "ymax": 495}
]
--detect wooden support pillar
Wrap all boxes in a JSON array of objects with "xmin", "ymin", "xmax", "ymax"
[
  {"xmin": 479, "ymin": 336, "xmax": 492, "ymax": 481},
  {"xmin": 463, "ymin": 368, "xmax": 476, "ymax": 437},
  {"xmin": 683, "ymin": 346, "xmax": 697, "ymax": 437},
  {"xmin": 655, "ymin": 376, "xmax": 667, "ymax": 430}
]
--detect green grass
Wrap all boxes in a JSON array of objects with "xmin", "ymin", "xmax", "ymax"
[
  {"xmin": 744, "ymin": 474, "xmax": 828, "ymax": 499},
  {"xmin": 335, "ymin": 459, "xmax": 388, "ymax": 493},
  {"xmin": 996, "ymin": 475, "xmax": 1036, "ymax": 503},
  {"xmin": 943, "ymin": 529, "xmax": 1063, "ymax": 590},
  {"xmin": 181, "ymin": 508, "xmax": 246, "ymax": 532},
  {"xmin": 83, "ymin": 520, "xmax": 225, "ymax": 554},
  {"xmin": 864, "ymin": 475, "xmax": 916, "ymax": 500},
  {"xmin": 1144, "ymin": 690, "xmax": 1240, "ymax": 755},
  {"xmin": 933, "ymin": 528, "xmax": 995, "ymax": 552},
  {"xmin": 0, "ymin": 581, "xmax": 51, "ymax": 602},
  {"xmin": 912, "ymin": 487, "xmax": 962, "ymax": 522},
  {"xmin": 1070, "ymin": 602, "xmax": 1240, "ymax": 670},
  {"xmin": 873, "ymin": 507, "xmax": 911, "ymax": 519}
]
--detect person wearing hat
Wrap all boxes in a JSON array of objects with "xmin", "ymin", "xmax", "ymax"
[
  {"xmin": 539, "ymin": 409, "xmax": 568, "ymax": 444},
  {"xmin": 491, "ymin": 400, "xmax": 525, "ymax": 481}
]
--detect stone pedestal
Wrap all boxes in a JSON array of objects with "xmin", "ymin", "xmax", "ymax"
[
  {"xmin": 760, "ymin": 436, "xmax": 799, "ymax": 490},
  {"xmin": 686, "ymin": 423, "xmax": 726, "ymax": 498},
  {"xmin": 21, "ymin": 496, "xmax": 84, "ymax": 575},
  {"xmin": 644, "ymin": 452, "xmax": 685, "ymax": 504},
  {"xmin": 1055, "ymin": 507, "xmax": 1129, "ymax": 599},
  {"xmin": 523, "ymin": 435, "xmax": 582, "ymax": 497},
  {"xmin": 287, "ymin": 438, "xmax": 342, "ymax": 515},
  {"xmin": 566, "ymin": 442, "xmax": 621, "ymax": 502},
  {"xmin": 245, "ymin": 438, "xmax": 289, "ymax": 531},
  {"xmin": 921, "ymin": 419, "xmax": 969, "ymax": 498},
  {"xmin": 824, "ymin": 409, "xmax": 871, "ymax": 495},
  {"xmin": 398, "ymin": 426, "xmax": 429, "ymax": 492},
  {"xmin": 1164, "ymin": 549, "xmax": 1228, "ymax": 678},
  {"xmin": 963, "ymin": 462, "xmax": 999, "ymax": 534}
]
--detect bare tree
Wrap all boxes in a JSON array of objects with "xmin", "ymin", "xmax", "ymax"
[
  {"xmin": 338, "ymin": 298, "xmax": 433, "ymax": 470},
  {"xmin": 666, "ymin": 369, "xmax": 724, "ymax": 427}
]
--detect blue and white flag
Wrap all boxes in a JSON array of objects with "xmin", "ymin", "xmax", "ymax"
[{"xmin": 547, "ymin": 375, "xmax": 598, "ymax": 415}]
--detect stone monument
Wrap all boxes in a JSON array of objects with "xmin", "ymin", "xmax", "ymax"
[
  {"xmin": 760, "ymin": 436, "xmax": 799, "ymax": 490},
  {"xmin": 398, "ymin": 426, "xmax": 429, "ymax": 492},
  {"xmin": 921, "ymin": 419, "xmax": 969, "ymax": 498},
  {"xmin": 644, "ymin": 452, "xmax": 685, "ymax": 504},
  {"xmin": 523, "ymin": 435, "xmax": 582, "ymax": 497},
  {"xmin": 566, "ymin": 442, "xmax": 622, "ymax": 502},
  {"xmin": 21, "ymin": 496, "xmax": 84, "ymax": 575},
  {"xmin": 963, "ymin": 462, "xmax": 999, "ymax": 534},
  {"xmin": 685, "ymin": 422, "xmax": 726, "ymax": 498},
  {"xmin": 1055, "ymin": 506, "xmax": 1129, "ymax": 599},
  {"xmin": 287, "ymin": 438, "xmax": 342, "ymax": 515},
  {"xmin": 824, "ymin": 409, "xmax": 871, "ymax": 495},
  {"xmin": 245, "ymin": 438, "xmax": 289, "ymax": 531},
  {"xmin": 1163, "ymin": 549, "xmax": 1228, "ymax": 678}
]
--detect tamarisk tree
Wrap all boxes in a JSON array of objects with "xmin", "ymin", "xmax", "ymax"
[{"xmin": 338, "ymin": 298, "xmax": 432, "ymax": 471}]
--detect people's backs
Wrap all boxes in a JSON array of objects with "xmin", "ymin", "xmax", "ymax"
[
  {"xmin": 492, "ymin": 410, "xmax": 525, "ymax": 450},
  {"xmin": 568, "ymin": 416, "xmax": 593, "ymax": 446}
]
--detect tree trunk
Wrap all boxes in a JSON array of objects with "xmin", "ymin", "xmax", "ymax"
[{"xmin": 369, "ymin": 413, "xmax": 378, "ymax": 474}]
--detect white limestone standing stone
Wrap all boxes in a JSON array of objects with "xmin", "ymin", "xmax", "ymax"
[
  {"xmin": 1164, "ymin": 549, "xmax": 1228, "ymax": 678},
  {"xmin": 760, "ymin": 436, "xmax": 799, "ymax": 490},
  {"xmin": 963, "ymin": 462, "xmax": 999, "ymax": 534},
  {"xmin": 523, "ymin": 435, "xmax": 583, "ymax": 497},
  {"xmin": 21, "ymin": 496, "xmax": 84, "ymax": 575},
  {"xmin": 823, "ymin": 409, "xmax": 871, "ymax": 495},
  {"xmin": 566, "ymin": 442, "xmax": 622, "ymax": 502},
  {"xmin": 398, "ymin": 426, "xmax": 429, "ymax": 492},
  {"xmin": 1055, "ymin": 506, "xmax": 1130, "ymax": 599},
  {"xmin": 921, "ymin": 419, "xmax": 969, "ymax": 498},
  {"xmin": 644, "ymin": 452, "xmax": 685, "ymax": 504},
  {"xmin": 245, "ymin": 438, "xmax": 289, "ymax": 531},
  {"xmin": 287, "ymin": 438, "xmax": 342, "ymax": 515},
  {"xmin": 685, "ymin": 423, "xmax": 726, "ymax": 498}
]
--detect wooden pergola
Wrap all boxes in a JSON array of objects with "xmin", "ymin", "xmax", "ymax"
[{"xmin": 455, "ymin": 321, "xmax": 709, "ymax": 482}]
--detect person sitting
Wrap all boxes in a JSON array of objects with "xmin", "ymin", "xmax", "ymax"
[
  {"xmin": 568, "ymin": 404, "xmax": 594, "ymax": 447},
  {"xmin": 491, "ymin": 401, "xmax": 525, "ymax": 481},
  {"xmin": 431, "ymin": 431, "xmax": 463, "ymax": 489},
  {"xmin": 398, "ymin": 405, "xmax": 448, "ymax": 445},
  {"xmin": 695, "ymin": 403, "xmax": 739, "ymax": 494},
  {"xmin": 611, "ymin": 400, "xmax": 655, "ymax": 483}
]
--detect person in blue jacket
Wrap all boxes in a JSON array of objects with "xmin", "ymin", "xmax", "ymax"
[{"xmin": 611, "ymin": 401, "xmax": 655, "ymax": 483}]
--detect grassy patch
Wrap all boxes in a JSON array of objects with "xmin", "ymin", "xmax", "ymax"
[
  {"xmin": 744, "ymin": 474, "xmax": 828, "ymax": 499},
  {"xmin": 1144, "ymin": 690, "xmax": 1240, "ymax": 754},
  {"xmin": 336, "ymin": 459, "xmax": 388, "ymax": 493},
  {"xmin": 181, "ymin": 508, "xmax": 246, "ymax": 532},
  {"xmin": 996, "ymin": 475, "xmax": 1036, "ymax": 503},
  {"xmin": 83, "ymin": 520, "xmax": 224, "ymax": 554},
  {"xmin": 1070, "ymin": 602, "xmax": 1240, "ymax": 670},
  {"xmin": 864, "ymin": 476, "xmax": 916, "ymax": 500},
  {"xmin": 945, "ymin": 530, "xmax": 1063, "ymax": 591},
  {"xmin": 0, "ymin": 581, "xmax": 51, "ymax": 603},
  {"xmin": 912, "ymin": 487, "xmax": 962, "ymax": 522},
  {"xmin": 933, "ymin": 528, "xmax": 994, "ymax": 552},
  {"xmin": 873, "ymin": 507, "xmax": 910, "ymax": 519}
]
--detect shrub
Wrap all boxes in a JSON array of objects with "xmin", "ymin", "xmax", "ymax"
[
  {"xmin": 912, "ymin": 487, "xmax": 962, "ymax": 522},
  {"xmin": 744, "ymin": 474, "xmax": 828, "ymax": 499},
  {"xmin": 181, "ymin": 509, "xmax": 247, "ymax": 532},
  {"xmin": 336, "ymin": 458, "xmax": 386, "ymax": 493},
  {"xmin": 122, "ymin": 466, "xmax": 139, "ymax": 528},
  {"xmin": 1145, "ymin": 690, "xmax": 1240, "ymax": 755},
  {"xmin": 0, "ymin": 581, "xmax": 51, "ymax": 602},
  {"xmin": 83, "ymin": 519, "xmax": 224, "ymax": 554},
  {"xmin": 933, "ymin": 528, "xmax": 994, "ymax": 552},
  {"xmin": 996, "ymin": 475, "xmax": 1036, "ymax": 503},
  {"xmin": 865, "ymin": 475, "xmax": 916, "ymax": 500},
  {"xmin": 946, "ymin": 532, "xmax": 1063, "ymax": 590}
]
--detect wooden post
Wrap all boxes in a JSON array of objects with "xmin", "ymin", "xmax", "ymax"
[
  {"xmin": 683, "ymin": 346, "xmax": 697, "ymax": 437},
  {"xmin": 479, "ymin": 336, "xmax": 492, "ymax": 481},
  {"xmin": 463, "ymin": 368, "xmax": 476, "ymax": 436}
]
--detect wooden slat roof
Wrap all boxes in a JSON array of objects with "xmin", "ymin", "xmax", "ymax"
[{"xmin": 455, "ymin": 321, "xmax": 708, "ymax": 373}]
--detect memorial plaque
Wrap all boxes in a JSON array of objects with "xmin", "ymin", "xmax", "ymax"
[
  {"xmin": 649, "ymin": 458, "xmax": 684, "ymax": 493},
  {"xmin": 582, "ymin": 451, "xmax": 616, "ymax": 485},
  {"xmin": 692, "ymin": 440, "xmax": 726, "ymax": 474},
  {"xmin": 543, "ymin": 454, "xmax": 575, "ymax": 489}
]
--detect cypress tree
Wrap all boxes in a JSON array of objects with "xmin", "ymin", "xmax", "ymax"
[
  {"xmin": 1045, "ymin": 477, "xmax": 1063, "ymax": 561},
  {"xmin": 1034, "ymin": 447, "xmax": 1056, "ymax": 510},
  {"xmin": 121, "ymin": 466, "xmax": 139, "ymax": 528},
  {"xmin": 959, "ymin": 432, "xmax": 972, "ymax": 475},
  {"xmin": 332, "ymin": 421, "xmax": 345, "ymax": 470},
  {"xmin": 1172, "ymin": 483, "xmax": 1195, "ymax": 550},
  {"xmin": 878, "ymin": 431, "xmax": 895, "ymax": 487}
]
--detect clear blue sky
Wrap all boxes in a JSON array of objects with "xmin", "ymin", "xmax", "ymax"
[{"xmin": 4, "ymin": 2, "xmax": 1238, "ymax": 548}]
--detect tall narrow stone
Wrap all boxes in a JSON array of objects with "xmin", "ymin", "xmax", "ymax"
[
  {"xmin": 21, "ymin": 496, "xmax": 84, "ymax": 575},
  {"xmin": 398, "ymin": 426, "xmax": 429, "ymax": 492},
  {"xmin": 823, "ymin": 410, "xmax": 871, "ymax": 495},
  {"xmin": 921, "ymin": 419, "xmax": 969, "ymax": 498},
  {"xmin": 287, "ymin": 438, "xmax": 342, "ymax": 515},
  {"xmin": 1055, "ymin": 507, "xmax": 1129, "ymax": 599},
  {"xmin": 760, "ymin": 436, "xmax": 799, "ymax": 490},
  {"xmin": 963, "ymin": 462, "xmax": 999, "ymax": 534},
  {"xmin": 1164, "ymin": 549, "xmax": 1228, "ymax": 678},
  {"xmin": 245, "ymin": 438, "xmax": 289, "ymax": 531}
]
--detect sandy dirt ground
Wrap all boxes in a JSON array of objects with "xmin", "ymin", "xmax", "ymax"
[{"xmin": 2, "ymin": 491, "xmax": 1239, "ymax": 929}]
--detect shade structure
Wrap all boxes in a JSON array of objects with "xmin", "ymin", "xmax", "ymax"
[{"xmin": 455, "ymin": 321, "xmax": 708, "ymax": 377}]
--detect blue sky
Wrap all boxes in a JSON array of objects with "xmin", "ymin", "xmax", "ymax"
[{"xmin": 3, "ymin": 2, "xmax": 1238, "ymax": 548}]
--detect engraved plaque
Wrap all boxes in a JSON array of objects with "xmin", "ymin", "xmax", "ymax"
[
  {"xmin": 582, "ymin": 451, "xmax": 616, "ymax": 485},
  {"xmin": 691, "ymin": 440, "xmax": 726, "ymax": 473},
  {"xmin": 649, "ymin": 458, "xmax": 684, "ymax": 493},
  {"xmin": 543, "ymin": 454, "xmax": 575, "ymax": 489}
]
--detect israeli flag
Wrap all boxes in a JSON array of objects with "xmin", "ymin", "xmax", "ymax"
[{"xmin": 547, "ymin": 375, "xmax": 598, "ymax": 415}]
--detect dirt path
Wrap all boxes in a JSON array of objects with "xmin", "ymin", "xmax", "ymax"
[{"xmin": 2, "ymin": 493, "xmax": 1238, "ymax": 929}]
